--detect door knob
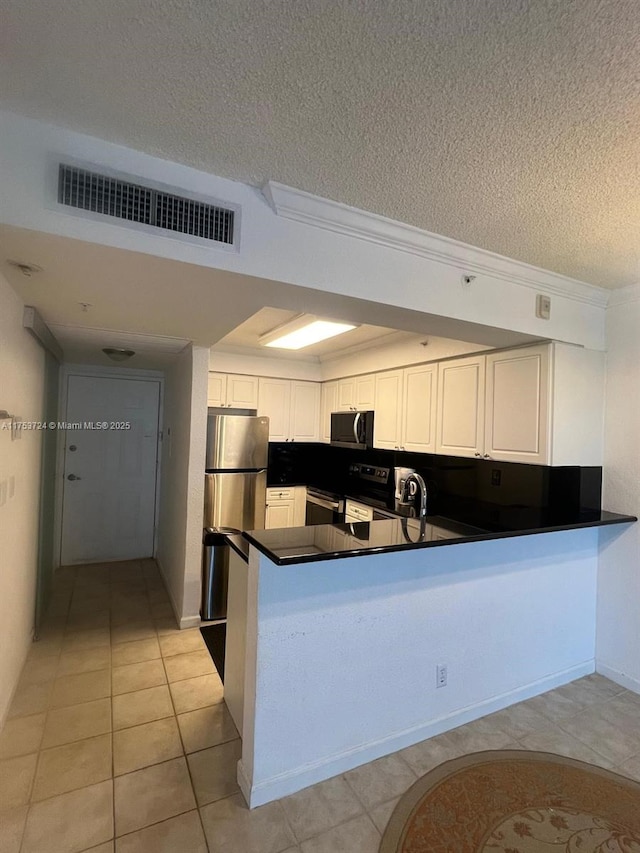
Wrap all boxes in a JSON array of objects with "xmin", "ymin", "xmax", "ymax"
[{"xmin": 67, "ymin": 474, "xmax": 82, "ymax": 481}]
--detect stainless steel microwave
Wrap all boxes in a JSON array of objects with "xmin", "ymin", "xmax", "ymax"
[{"xmin": 330, "ymin": 410, "xmax": 374, "ymax": 450}]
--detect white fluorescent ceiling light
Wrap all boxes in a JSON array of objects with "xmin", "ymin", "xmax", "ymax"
[{"xmin": 260, "ymin": 315, "xmax": 357, "ymax": 350}]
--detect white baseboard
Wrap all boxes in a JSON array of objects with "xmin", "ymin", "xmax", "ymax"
[
  {"xmin": 596, "ymin": 661, "xmax": 640, "ymax": 695},
  {"xmin": 237, "ymin": 759, "xmax": 252, "ymax": 805},
  {"xmin": 155, "ymin": 557, "xmax": 200, "ymax": 632},
  {"xmin": 242, "ymin": 660, "xmax": 594, "ymax": 808}
]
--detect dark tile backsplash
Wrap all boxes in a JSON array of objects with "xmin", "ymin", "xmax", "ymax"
[{"xmin": 267, "ymin": 442, "xmax": 602, "ymax": 531}]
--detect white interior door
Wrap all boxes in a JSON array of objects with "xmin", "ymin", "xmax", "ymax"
[{"xmin": 60, "ymin": 375, "xmax": 161, "ymax": 565}]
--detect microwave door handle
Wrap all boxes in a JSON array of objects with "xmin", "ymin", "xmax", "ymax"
[{"xmin": 353, "ymin": 412, "xmax": 361, "ymax": 445}]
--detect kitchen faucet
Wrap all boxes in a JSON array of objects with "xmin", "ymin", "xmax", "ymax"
[{"xmin": 402, "ymin": 472, "xmax": 428, "ymax": 519}]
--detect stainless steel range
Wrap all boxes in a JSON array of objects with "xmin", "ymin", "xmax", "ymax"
[
  {"xmin": 346, "ymin": 463, "xmax": 392, "ymax": 507},
  {"xmin": 305, "ymin": 488, "xmax": 344, "ymax": 525}
]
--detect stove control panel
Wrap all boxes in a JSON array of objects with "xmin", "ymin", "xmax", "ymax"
[{"xmin": 348, "ymin": 463, "xmax": 389, "ymax": 484}]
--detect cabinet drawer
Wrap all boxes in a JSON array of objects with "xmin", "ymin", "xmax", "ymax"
[
  {"xmin": 344, "ymin": 500, "xmax": 374, "ymax": 521},
  {"xmin": 267, "ymin": 487, "xmax": 294, "ymax": 500}
]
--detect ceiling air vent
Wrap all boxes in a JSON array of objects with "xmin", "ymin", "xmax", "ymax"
[{"xmin": 57, "ymin": 163, "xmax": 236, "ymax": 246}]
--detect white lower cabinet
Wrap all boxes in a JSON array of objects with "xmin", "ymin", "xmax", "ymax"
[
  {"xmin": 265, "ymin": 486, "xmax": 307, "ymax": 529},
  {"xmin": 344, "ymin": 499, "xmax": 374, "ymax": 522},
  {"xmin": 265, "ymin": 500, "xmax": 295, "ymax": 529}
]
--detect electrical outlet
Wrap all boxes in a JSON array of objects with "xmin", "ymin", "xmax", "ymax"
[{"xmin": 436, "ymin": 664, "xmax": 448, "ymax": 688}]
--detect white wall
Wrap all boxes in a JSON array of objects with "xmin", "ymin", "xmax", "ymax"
[
  {"xmin": 596, "ymin": 285, "xmax": 640, "ymax": 690},
  {"xmin": 0, "ymin": 273, "xmax": 45, "ymax": 725},
  {"xmin": 209, "ymin": 349, "xmax": 322, "ymax": 382},
  {"xmin": 156, "ymin": 344, "xmax": 208, "ymax": 627},
  {"xmin": 321, "ymin": 334, "xmax": 488, "ymax": 380},
  {"xmin": 240, "ymin": 528, "xmax": 599, "ymax": 806},
  {"xmin": 0, "ymin": 110, "xmax": 607, "ymax": 350},
  {"xmin": 210, "ymin": 334, "xmax": 486, "ymax": 384}
]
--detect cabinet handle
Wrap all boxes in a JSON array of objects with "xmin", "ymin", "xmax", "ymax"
[
  {"xmin": 474, "ymin": 452, "xmax": 481, "ymax": 457},
  {"xmin": 483, "ymin": 453, "xmax": 491, "ymax": 459}
]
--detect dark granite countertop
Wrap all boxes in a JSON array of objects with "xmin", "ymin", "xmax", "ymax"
[
  {"xmin": 226, "ymin": 533, "xmax": 250, "ymax": 563},
  {"xmin": 243, "ymin": 511, "xmax": 636, "ymax": 566}
]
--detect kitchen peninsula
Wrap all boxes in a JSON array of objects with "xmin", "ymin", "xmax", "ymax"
[{"xmin": 227, "ymin": 503, "xmax": 635, "ymax": 809}]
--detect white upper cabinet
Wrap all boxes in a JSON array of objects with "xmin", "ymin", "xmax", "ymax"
[
  {"xmin": 484, "ymin": 344, "xmax": 550, "ymax": 465},
  {"xmin": 374, "ymin": 364, "xmax": 437, "ymax": 452},
  {"xmin": 373, "ymin": 370, "xmax": 404, "ymax": 449},
  {"xmin": 320, "ymin": 381, "xmax": 338, "ymax": 443},
  {"xmin": 207, "ymin": 373, "xmax": 226, "ymax": 407},
  {"xmin": 336, "ymin": 377, "xmax": 356, "ymax": 411},
  {"xmin": 354, "ymin": 375, "xmax": 375, "ymax": 410},
  {"xmin": 208, "ymin": 372, "xmax": 259, "ymax": 409},
  {"xmin": 290, "ymin": 381, "xmax": 321, "ymax": 442},
  {"xmin": 402, "ymin": 364, "xmax": 438, "ymax": 453},
  {"xmin": 549, "ymin": 342, "xmax": 604, "ymax": 466},
  {"xmin": 436, "ymin": 356, "xmax": 486, "ymax": 458},
  {"xmin": 258, "ymin": 378, "xmax": 291, "ymax": 441},
  {"xmin": 258, "ymin": 378, "xmax": 320, "ymax": 442},
  {"xmin": 335, "ymin": 375, "xmax": 375, "ymax": 411}
]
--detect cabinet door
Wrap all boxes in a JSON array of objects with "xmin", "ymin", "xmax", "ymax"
[
  {"xmin": 436, "ymin": 356, "xmax": 485, "ymax": 458},
  {"xmin": 373, "ymin": 370, "xmax": 404, "ymax": 450},
  {"xmin": 290, "ymin": 381, "xmax": 320, "ymax": 442},
  {"xmin": 355, "ymin": 375, "xmax": 375, "ymax": 410},
  {"xmin": 226, "ymin": 374, "xmax": 259, "ymax": 409},
  {"xmin": 258, "ymin": 378, "xmax": 291, "ymax": 442},
  {"xmin": 485, "ymin": 345, "xmax": 550, "ymax": 464},
  {"xmin": 337, "ymin": 378, "xmax": 356, "ymax": 411},
  {"xmin": 320, "ymin": 381, "xmax": 338, "ymax": 443},
  {"xmin": 292, "ymin": 486, "xmax": 307, "ymax": 526},
  {"xmin": 402, "ymin": 364, "xmax": 437, "ymax": 453},
  {"xmin": 265, "ymin": 500, "xmax": 295, "ymax": 529},
  {"xmin": 207, "ymin": 372, "xmax": 227, "ymax": 407}
]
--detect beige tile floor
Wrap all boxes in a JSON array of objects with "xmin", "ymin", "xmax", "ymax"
[{"xmin": 2, "ymin": 559, "xmax": 640, "ymax": 852}]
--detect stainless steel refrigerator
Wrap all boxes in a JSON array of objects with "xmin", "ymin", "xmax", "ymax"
[{"xmin": 202, "ymin": 413, "xmax": 269, "ymax": 621}]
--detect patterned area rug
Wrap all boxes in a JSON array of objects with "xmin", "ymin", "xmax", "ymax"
[{"xmin": 379, "ymin": 750, "xmax": 640, "ymax": 853}]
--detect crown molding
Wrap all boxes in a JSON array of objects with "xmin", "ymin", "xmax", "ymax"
[
  {"xmin": 263, "ymin": 181, "xmax": 610, "ymax": 309},
  {"xmin": 607, "ymin": 282, "xmax": 640, "ymax": 307},
  {"xmin": 209, "ymin": 343, "xmax": 319, "ymax": 364}
]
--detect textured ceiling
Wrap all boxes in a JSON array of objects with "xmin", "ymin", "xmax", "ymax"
[{"xmin": 1, "ymin": 0, "xmax": 638, "ymax": 288}]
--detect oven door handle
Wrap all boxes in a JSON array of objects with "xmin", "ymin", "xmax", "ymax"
[{"xmin": 307, "ymin": 493, "xmax": 342, "ymax": 511}]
